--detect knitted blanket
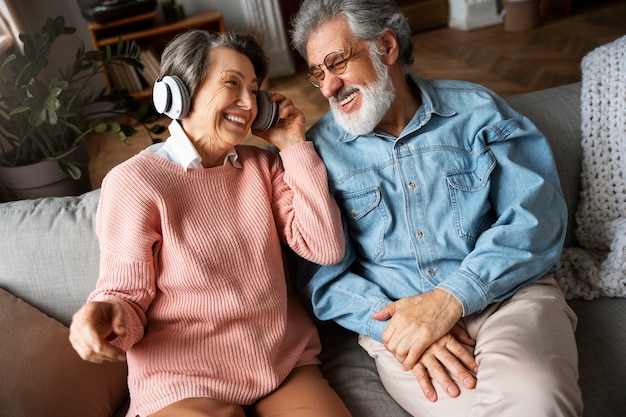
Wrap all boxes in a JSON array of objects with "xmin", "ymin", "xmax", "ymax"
[{"xmin": 553, "ymin": 35, "xmax": 626, "ymax": 299}]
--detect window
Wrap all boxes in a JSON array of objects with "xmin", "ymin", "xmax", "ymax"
[{"xmin": 0, "ymin": 1, "xmax": 23, "ymax": 55}]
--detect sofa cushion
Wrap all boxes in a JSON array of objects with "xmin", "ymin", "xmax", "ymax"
[
  {"xmin": 0, "ymin": 189, "xmax": 101, "ymax": 326},
  {"xmin": 0, "ymin": 287, "xmax": 128, "ymax": 417},
  {"xmin": 568, "ymin": 297, "xmax": 626, "ymax": 417},
  {"xmin": 506, "ymin": 82, "xmax": 582, "ymax": 248}
]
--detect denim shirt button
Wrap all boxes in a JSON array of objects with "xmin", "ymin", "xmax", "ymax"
[
  {"xmin": 408, "ymin": 181, "xmax": 415, "ymax": 189},
  {"xmin": 415, "ymin": 231, "xmax": 423, "ymax": 238},
  {"xmin": 427, "ymin": 268, "xmax": 436, "ymax": 276}
]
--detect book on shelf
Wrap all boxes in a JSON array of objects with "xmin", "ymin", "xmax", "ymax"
[
  {"xmin": 107, "ymin": 61, "xmax": 143, "ymax": 93},
  {"xmin": 138, "ymin": 48, "xmax": 161, "ymax": 87}
]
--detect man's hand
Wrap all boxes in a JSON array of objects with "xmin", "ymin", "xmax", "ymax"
[
  {"xmin": 372, "ymin": 289, "xmax": 478, "ymax": 400},
  {"xmin": 372, "ymin": 288, "xmax": 463, "ymax": 368}
]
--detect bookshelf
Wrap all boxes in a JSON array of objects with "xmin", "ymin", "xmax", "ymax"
[{"xmin": 87, "ymin": 9, "xmax": 225, "ymax": 100}]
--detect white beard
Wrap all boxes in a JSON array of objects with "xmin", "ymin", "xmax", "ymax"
[{"xmin": 329, "ymin": 47, "xmax": 395, "ymax": 136}]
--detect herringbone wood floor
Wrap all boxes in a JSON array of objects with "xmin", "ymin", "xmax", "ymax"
[{"xmin": 87, "ymin": 0, "xmax": 626, "ymax": 188}]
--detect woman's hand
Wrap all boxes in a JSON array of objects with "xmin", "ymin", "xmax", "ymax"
[
  {"xmin": 252, "ymin": 92, "xmax": 306, "ymax": 151},
  {"xmin": 409, "ymin": 325, "xmax": 478, "ymax": 402},
  {"xmin": 69, "ymin": 301, "xmax": 127, "ymax": 363}
]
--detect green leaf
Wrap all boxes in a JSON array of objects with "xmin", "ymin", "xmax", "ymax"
[
  {"xmin": 45, "ymin": 107, "xmax": 58, "ymax": 124},
  {"xmin": 57, "ymin": 159, "xmax": 82, "ymax": 180},
  {"xmin": 0, "ymin": 54, "xmax": 17, "ymax": 82},
  {"xmin": 45, "ymin": 96, "xmax": 61, "ymax": 111},
  {"xmin": 49, "ymin": 86, "xmax": 63, "ymax": 98},
  {"xmin": 108, "ymin": 121, "xmax": 121, "ymax": 133},
  {"xmin": 1, "ymin": 53, "xmax": 17, "ymax": 68},
  {"xmin": 0, "ymin": 15, "xmax": 166, "ymax": 168},
  {"xmin": 9, "ymin": 106, "xmax": 31, "ymax": 116},
  {"xmin": 116, "ymin": 129, "xmax": 129, "ymax": 144},
  {"xmin": 58, "ymin": 119, "xmax": 82, "ymax": 135},
  {"xmin": 31, "ymin": 108, "xmax": 47, "ymax": 126}
]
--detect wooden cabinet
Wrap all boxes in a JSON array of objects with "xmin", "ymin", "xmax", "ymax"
[
  {"xmin": 395, "ymin": 0, "xmax": 448, "ymax": 33},
  {"xmin": 87, "ymin": 9, "xmax": 225, "ymax": 99}
]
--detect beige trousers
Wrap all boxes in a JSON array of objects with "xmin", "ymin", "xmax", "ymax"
[{"xmin": 359, "ymin": 277, "xmax": 583, "ymax": 417}]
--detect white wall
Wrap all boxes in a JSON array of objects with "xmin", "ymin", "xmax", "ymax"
[{"xmin": 179, "ymin": 0, "xmax": 295, "ymax": 77}]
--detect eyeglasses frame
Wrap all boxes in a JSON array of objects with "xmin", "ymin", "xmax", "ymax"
[{"xmin": 305, "ymin": 42, "xmax": 358, "ymax": 88}]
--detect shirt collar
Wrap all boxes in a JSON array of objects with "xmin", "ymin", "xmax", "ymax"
[
  {"xmin": 163, "ymin": 120, "xmax": 242, "ymax": 170},
  {"xmin": 163, "ymin": 120, "xmax": 203, "ymax": 170},
  {"xmin": 224, "ymin": 148, "xmax": 242, "ymax": 168},
  {"xmin": 336, "ymin": 74, "xmax": 456, "ymax": 143}
]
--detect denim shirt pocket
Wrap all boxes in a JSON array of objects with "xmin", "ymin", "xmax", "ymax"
[
  {"xmin": 445, "ymin": 149, "xmax": 496, "ymax": 240},
  {"xmin": 338, "ymin": 187, "xmax": 387, "ymax": 262}
]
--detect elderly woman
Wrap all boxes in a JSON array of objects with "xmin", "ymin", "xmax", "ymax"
[{"xmin": 69, "ymin": 31, "xmax": 352, "ymax": 417}]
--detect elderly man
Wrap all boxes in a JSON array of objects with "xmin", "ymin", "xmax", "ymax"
[{"xmin": 290, "ymin": 1, "xmax": 583, "ymax": 416}]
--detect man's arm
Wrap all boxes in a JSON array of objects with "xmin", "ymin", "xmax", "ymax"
[{"xmin": 295, "ymin": 221, "xmax": 479, "ymax": 402}]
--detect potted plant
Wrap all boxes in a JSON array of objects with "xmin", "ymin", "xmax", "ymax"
[{"xmin": 0, "ymin": 16, "xmax": 164, "ymax": 200}]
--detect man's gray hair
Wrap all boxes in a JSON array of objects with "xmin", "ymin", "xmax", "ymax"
[{"xmin": 290, "ymin": 0, "xmax": 414, "ymax": 68}]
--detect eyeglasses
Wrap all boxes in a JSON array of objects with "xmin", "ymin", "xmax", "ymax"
[{"xmin": 306, "ymin": 43, "xmax": 357, "ymax": 88}]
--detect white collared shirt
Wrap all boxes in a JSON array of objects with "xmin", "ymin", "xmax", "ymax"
[{"xmin": 146, "ymin": 120, "xmax": 242, "ymax": 170}]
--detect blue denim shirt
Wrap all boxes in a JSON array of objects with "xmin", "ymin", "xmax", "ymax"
[{"xmin": 297, "ymin": 76, "xmax": 567, "ymax": 342}]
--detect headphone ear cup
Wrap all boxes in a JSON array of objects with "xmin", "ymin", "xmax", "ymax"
[
  {"xmin": 252, "ymin": 91, "xmax": 280, "ymax": 131},
  {"xmin": 152, "ymin": 75, "xmax": 191, "ymax": 120}
]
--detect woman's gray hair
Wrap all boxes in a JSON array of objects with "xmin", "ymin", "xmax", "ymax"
[
  {"xmin": 159, "ymin": 30, "xmax": 268, "ymax": 101},
  {"xmin": 290, "ymin": 0, "xmax": 414, "ymax": 68}
]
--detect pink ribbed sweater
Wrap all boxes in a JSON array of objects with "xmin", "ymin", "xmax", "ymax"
[{"xmin": 88, "ymin": 143, "xmax": 344, "ymax": 417}]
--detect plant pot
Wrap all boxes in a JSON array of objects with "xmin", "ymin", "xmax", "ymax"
[{"xmin": 0, "ymin": 144, "xmax": 92, "ymax": 201}]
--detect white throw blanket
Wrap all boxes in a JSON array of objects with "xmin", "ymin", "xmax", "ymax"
[{"xmin": 553, "ymin": 35, "xmax": 626, "ymax": 299}]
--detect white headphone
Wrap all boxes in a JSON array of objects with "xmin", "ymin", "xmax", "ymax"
[
  {"xmin": 152, "ymin": 75, "xmax": 191, "ymax": 120},
  {"xmin": 252, "ymin": 90, "xmax": 279, "ymax": 131}
]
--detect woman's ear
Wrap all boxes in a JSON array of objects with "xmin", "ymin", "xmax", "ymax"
[{"xmin": 378, "ymin": 30, "xmax": 400, "ymax": 65}]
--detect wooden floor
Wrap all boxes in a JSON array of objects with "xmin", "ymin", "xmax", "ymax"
[{"xmin": 86, "ymin": 0, "xmax": 626, "ymax": 189}]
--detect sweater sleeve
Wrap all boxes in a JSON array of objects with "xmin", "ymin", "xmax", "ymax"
[
  {"xmin": 88, "ymin": 162, "xmax": 162, "ymax": 351},
  {"xmin": 271, "ymin": 141, "xmax": 345, "ymax": 266}
]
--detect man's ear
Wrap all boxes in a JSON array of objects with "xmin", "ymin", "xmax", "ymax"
[{"xmin": 378, "ymin": 30, "xmax": 400, "ymax": 65}]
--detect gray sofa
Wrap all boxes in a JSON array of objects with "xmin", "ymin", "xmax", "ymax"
[{"xmin": 1, "ymin": 81, "xmax": 624, "ymax": 417}]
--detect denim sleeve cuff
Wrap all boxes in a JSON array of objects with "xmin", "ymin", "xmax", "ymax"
[
  {"xmin": 437, "ymin": 269, "xmax": 489, "ymax": 316},
  {"xmin": 364, "ymin": 298, "xmax": 393, "ymax": 343}
]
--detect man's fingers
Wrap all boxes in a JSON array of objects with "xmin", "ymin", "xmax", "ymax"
[{"xmin": 372, "ymin": 302, "xmax": 396, "ymax": 321}]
